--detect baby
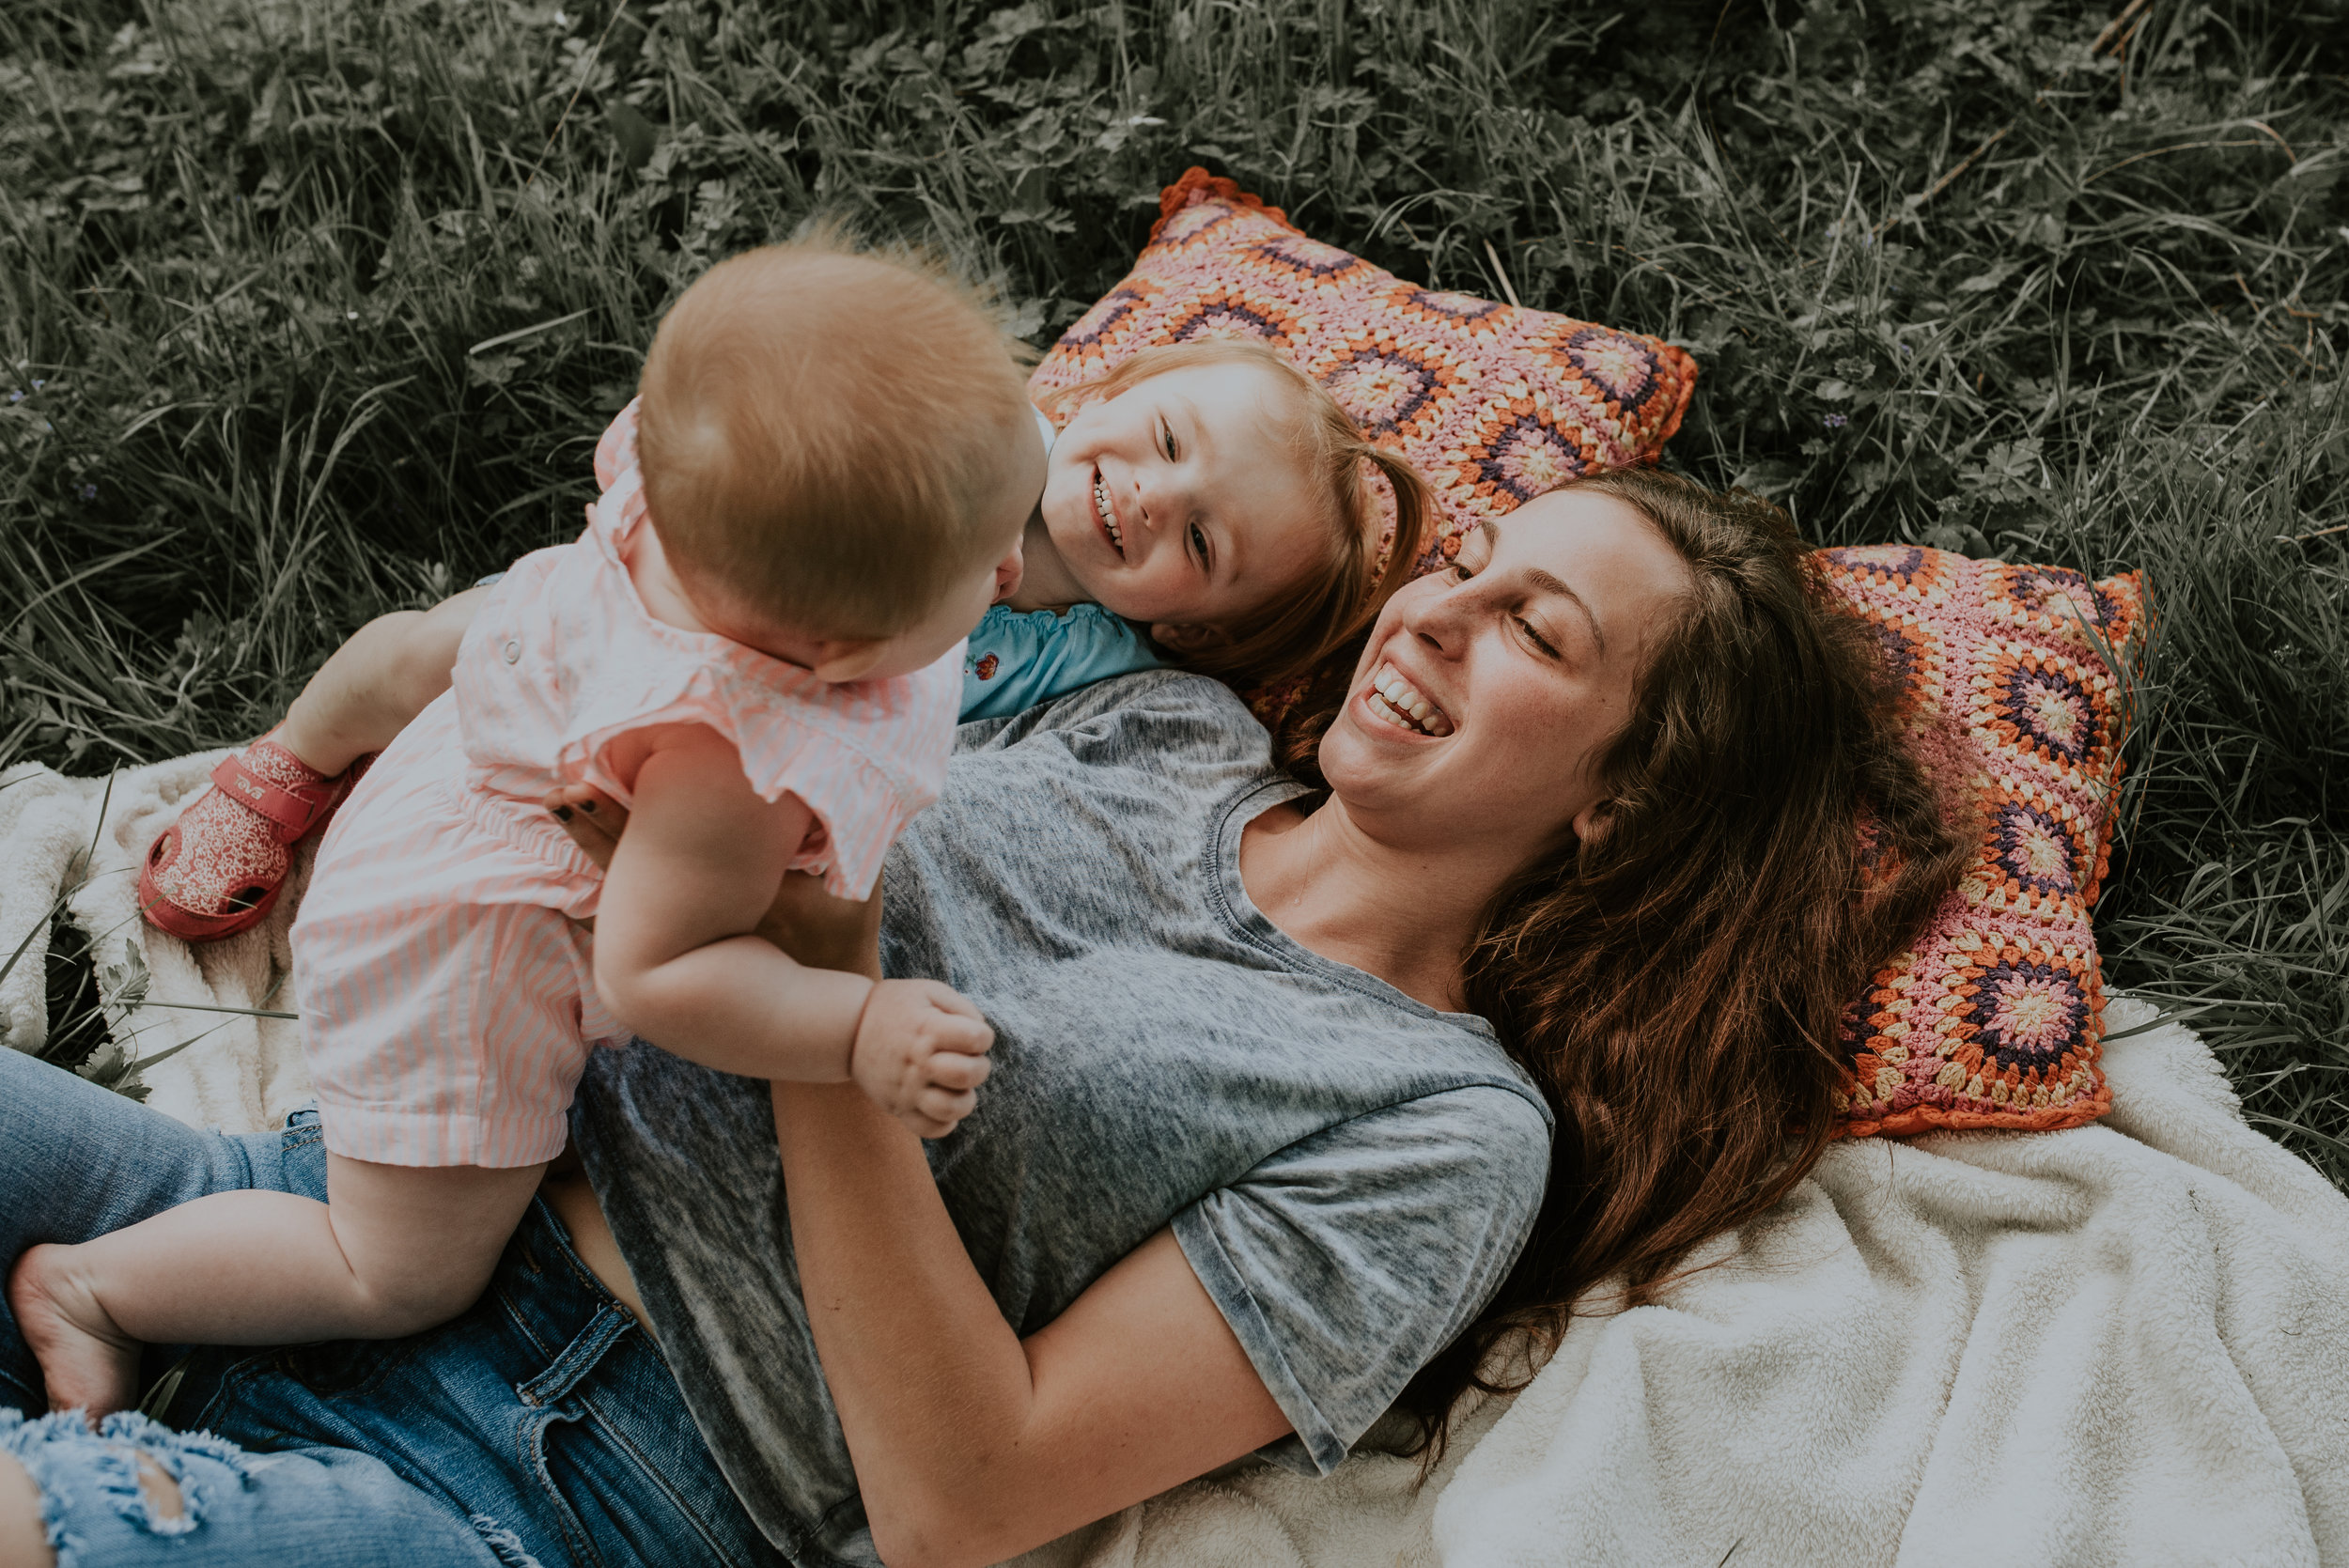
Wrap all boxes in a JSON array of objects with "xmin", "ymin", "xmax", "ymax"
[
  {"xmin": 11, "ymin": 239, "xmax": 1040, "ymax": 1416},
  {"xmin": 134, "ymin": 337, "xmax": 1435, "ymax": 942}
]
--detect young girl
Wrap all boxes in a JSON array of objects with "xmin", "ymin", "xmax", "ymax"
[
  {"xmin": 10, "ymin": 239, "xmax": 1043, "ymax": 1417},
  {"xmin": 964, "ymin": 339, "xmax": 1432, "ymax": 719},
  {"xmin": 133, "ymin": 339, "xmax": 1435, "ymax": 942}
]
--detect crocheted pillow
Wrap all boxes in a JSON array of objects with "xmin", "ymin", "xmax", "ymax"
[
  {"xmin": 1822, "ymin": 547, "xmax": 2145, "ymax": 1137},
  {"xmin": 1030, "ymin": 169, "xmax": 1699, "ymax": 568}
]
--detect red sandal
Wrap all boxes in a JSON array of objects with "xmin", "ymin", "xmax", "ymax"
[{"xmin": 138, "ymin": 736, "xmax": 360, "ymax": 942}]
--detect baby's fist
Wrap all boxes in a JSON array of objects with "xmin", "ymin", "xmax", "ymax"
[{"xmin": 849, "ymin": 979, "xmax": 994, "ymax": 1139}]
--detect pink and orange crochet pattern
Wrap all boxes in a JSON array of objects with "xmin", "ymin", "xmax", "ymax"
[
  {"xmin": 1039, "ymin": 171, "xmax": 2144, "ymax": 1137},
  {"xmin": 1822, "ymin": 547, "xmax": 2144, "ymax": 1137}
]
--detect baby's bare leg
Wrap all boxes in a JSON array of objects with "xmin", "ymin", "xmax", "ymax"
[
  {"xmin": 276, "ymin": 584, "xmax": 491, "ymax": 776},
  {"xmin": 6, "ymin": 1154, "xmax": 541, "ymax": 1419}
]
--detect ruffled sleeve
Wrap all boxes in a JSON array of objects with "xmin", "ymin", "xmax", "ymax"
[
  {"xmin": 595, "ymin": 397, "xmax": 642, "ymax": 490},
  {"xmin": 561, "ymin": 639, "xmax": 963, "ymax": 904},
  {"xmin": 724, "ymin": 647, "xmax": 962, "ymax": 900}
]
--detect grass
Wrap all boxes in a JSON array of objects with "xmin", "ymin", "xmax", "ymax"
[{"xmin": 2, "ymin": 0, "xmax": 2344, "ymax": 1183}]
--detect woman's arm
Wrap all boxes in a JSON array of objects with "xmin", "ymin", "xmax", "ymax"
[{"xmin": 774, "ymin": 1081, "xmax": 1291, "ymax": 1568}]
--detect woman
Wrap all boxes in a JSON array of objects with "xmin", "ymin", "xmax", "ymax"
[{"xmin": 0, "ymin": 471, "xmax": 1961, "ymax": 1568}]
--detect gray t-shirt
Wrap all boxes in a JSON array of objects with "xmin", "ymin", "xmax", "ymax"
[{"xmin": 569, "ymin": 671, "xmax": 1553, "ymax": 1567}]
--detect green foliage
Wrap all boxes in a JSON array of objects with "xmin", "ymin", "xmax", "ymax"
[{"xmin": 3, "ymin": 0, "xmax": 2344, "ymax": 1179}]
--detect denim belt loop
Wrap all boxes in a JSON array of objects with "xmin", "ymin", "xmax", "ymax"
[{"xmin": 513, "ymin": 1302, "xmax": 634, "ymax": 1408}]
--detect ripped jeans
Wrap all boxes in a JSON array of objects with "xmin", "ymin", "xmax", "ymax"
[{"xmin": 0, "ymin": 1049, "xmax": 788, "ymax": 1568}]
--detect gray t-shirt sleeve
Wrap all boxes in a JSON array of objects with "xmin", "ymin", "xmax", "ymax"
[{"xmin": 1172, "ymin": 1083, "xmax": 1552, "ymax": 1474}]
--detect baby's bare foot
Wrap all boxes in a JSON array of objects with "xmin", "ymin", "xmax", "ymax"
[{"xmin": 8, "ymin": 1245, "xmax": 141, "ymax": 1421}]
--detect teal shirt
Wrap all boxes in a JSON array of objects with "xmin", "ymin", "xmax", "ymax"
[
  {"xmin": 960, "ymin": 602, "xmax": 1162, "ymax": 721},
  {"xmin": 959, "ymin": 408, "xmax": 1164, "ymax": 721}
]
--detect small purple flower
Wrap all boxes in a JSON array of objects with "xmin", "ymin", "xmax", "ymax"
[
  {"xmin": 77, "ymin": 484, "xmax": 97, "ymax": 501},
  {"xmin": 6, "ymin": 391, "xmax": 19, "ymax": 403},
  {"xmin": 1823, "ymin": 412, "xmax": 1849, "ymax": 429}
]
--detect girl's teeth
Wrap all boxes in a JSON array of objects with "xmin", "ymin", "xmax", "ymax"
[{"xmin": 1094, "ymin": 475, "xmax": 1120, "ymax": 547}]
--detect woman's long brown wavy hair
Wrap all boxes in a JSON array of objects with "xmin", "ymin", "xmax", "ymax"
[{"xmin": 1289, "ymin": 467, "xmax": 1969, "ymax": 1459}]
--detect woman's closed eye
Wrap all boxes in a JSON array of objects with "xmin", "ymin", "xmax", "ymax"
[{"xmin": 1452, "ymin": 552, "xmax": 1562, "ymax": 658}]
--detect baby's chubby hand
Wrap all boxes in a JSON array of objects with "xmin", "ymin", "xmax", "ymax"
[{"xmin": 850, "ymin": 979, "xmax": 994, "ymax": 1139}]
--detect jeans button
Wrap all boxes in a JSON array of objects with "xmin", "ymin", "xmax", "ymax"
[{"xmin": 503, "ymin": 639, "xmax": 521, "ymax": 664}]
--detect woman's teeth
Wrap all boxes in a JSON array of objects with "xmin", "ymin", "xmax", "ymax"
[
  {"xmin": 1365, "ymin": 663, "xmax": 1453, "ymax": 736},
  {"xmin": 1094, "ymin": 474, "xmax": 1123, "ymax": 552}
]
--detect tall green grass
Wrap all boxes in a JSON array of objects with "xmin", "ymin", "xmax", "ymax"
[{"xmin": 4, "ymin": 0, "xmax": 2345, "ymax": 1179}]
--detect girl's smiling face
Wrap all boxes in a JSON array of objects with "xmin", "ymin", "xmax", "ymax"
[{"xmin": 1037, "ymin": 361, "xmax": 1333, "ymax": 643}]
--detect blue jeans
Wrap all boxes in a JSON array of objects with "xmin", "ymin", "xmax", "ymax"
[{"xmin": 0, "ymin": 1049, "xmax": 788, "ymax": 1568}]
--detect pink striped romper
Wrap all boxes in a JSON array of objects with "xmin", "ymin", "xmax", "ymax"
[{"xmin": 291, "ymin": 401, "xmax": 962, "ymax": 1169}]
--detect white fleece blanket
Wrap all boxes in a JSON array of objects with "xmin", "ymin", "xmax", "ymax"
[
  {"xmin": 0, "ymin": 754, "xmax": 315, "ymax": 1132},
  {"xmin": 8, "ymin": 759, "xmax": 2347, "ymax": 1565},
  {"xmin": 1018, "ymin": 994, "xmax": 2349, "ymax": 1568}
]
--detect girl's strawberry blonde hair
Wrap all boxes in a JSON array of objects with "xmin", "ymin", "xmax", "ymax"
[{"xmin": 1037, "ymin": 340, "xmax": 1434, "ymax": 690}]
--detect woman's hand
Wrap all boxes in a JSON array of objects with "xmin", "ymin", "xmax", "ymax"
[
  {"xmin": 544, "ymin": 783, "xmax": 882, "ymax": 979},
  {"xmin": 544, "ymin": 782, "xmax": 625, "ymax": 867}
]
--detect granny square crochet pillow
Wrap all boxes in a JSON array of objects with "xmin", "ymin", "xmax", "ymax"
[
  {"xmin": 1822, "ymin": 548, "xmax": 2145, "ymax": 1137},
  {"xmin": 1036, "ymin": 171, "xmax": 2144, "ymax": 1138},
  {"xmin": 1030, "ymin": 168, "xmax": 1700, "ymax": 566}
]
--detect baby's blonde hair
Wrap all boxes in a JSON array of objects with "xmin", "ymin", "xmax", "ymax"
[
  {"xmin": 637, "ymin": 240, "xmax": 1034, "ymax": 641},
  {"xmin": 1038, "ymin": 340, "xmax": 1432, "ymax": 689}
]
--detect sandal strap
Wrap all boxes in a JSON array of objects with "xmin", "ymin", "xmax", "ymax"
[{"xmin": 209, "ymin": 742, "xmax": 344, "ymax": 842}]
